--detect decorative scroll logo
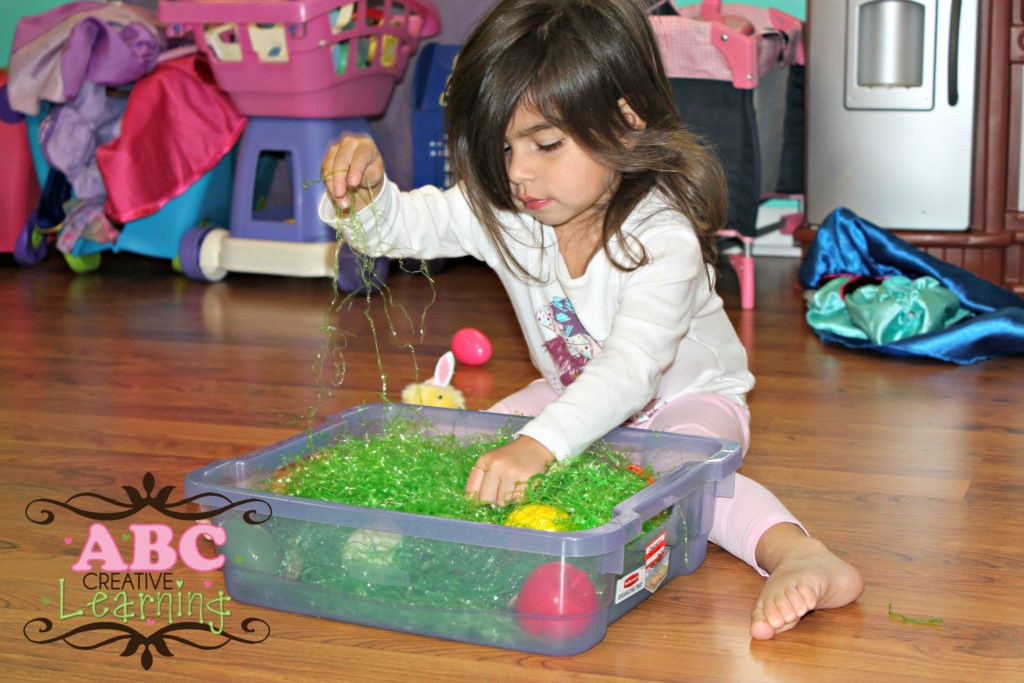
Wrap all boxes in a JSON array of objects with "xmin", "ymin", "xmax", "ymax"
[
  {"xmin": 22, "ymin": 618, "xmax": 270, "ymax": 671},
  {"xmin": 23, "ymin": 472, "xmax": 273, "ymax": 670},
  {"xmin": 24, "ymin": 472, "xmax": 272, "ymax": 525}
]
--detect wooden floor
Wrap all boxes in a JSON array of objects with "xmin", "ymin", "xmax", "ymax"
[{"xmin": 1, "ymin": 250, "xmax": 1021, "ymax": 682}]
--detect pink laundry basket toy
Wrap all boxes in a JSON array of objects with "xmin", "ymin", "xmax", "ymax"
[
  {"xmin": 160, "ymin": 0, "xmax": 439, "ymax": 292},
  {"xmin": 161, "ymin": 0, "xmax": 441, "ymax": 118}
]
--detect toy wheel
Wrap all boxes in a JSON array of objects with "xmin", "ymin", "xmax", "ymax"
[
  {"xmin": 13, "ymin": 215, "xmax": 48, "ymax": 266},
  {"xmin": 399, "ymin": 257, "xmax": 449, "ymax": 275},
  {"xmin": 337, "ymin": 243, "xmax": 389, "ymax": 295},
  {"xmin": 426, "ymin": 258, "xmax": 449, "ymax": 275},
  {"xmin": 179, "ymin": 226, "xmax": 228, "ymax": 282},
  {"xmin": 64, "ymin": 252, "xmax": 101, "ymax": 274}
]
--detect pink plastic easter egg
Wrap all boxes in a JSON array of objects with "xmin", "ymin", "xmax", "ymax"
[
  {"xmin": 451, "ymin": 327, "xmax": 492, "ymax": 366},
  {"xmin": 515, "ymin": 561, "xmax": 598, "ymax": 640}
]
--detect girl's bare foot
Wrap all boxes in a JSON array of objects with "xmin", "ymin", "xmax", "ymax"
[{"xmin": 750, "ymin": 523, "xmax": 864, "ymax": 640}]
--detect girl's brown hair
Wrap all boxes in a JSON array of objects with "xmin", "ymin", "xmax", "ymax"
[{"xmin": 445, "ymin": 0, "xmax": 727, "ymax": 280}]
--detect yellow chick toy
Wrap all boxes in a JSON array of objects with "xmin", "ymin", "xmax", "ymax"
[
  {"xmin": 503, "ymin": 503, "xmax": 572, "ymax": 532},
  {"xmin": 401, "ymin": 351, "xmax": 466, "ymax": 409}
]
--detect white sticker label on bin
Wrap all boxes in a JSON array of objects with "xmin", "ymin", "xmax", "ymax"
[
  {"xmin": 633, "ymin": 532, "xmax": 670, "ymax": 594},
  {"xmin": 645, "ymin": 548, "xmax": 670, "ymax": 593},
  {"xmin": 645, "ymin": 532, "xmax": 667, "ymax": 570},
  {"xmin": 614, "ymin": 567, "xmax": 646, "ymax": 604}
]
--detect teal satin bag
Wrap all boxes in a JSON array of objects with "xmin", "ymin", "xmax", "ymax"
[{"xmin": 807, "ymin": 275, "xmax": 973, "ymax": 345}]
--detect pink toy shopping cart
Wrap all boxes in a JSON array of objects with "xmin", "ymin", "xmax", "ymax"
[
  {"xmin": 160, "ymin": 0, "xmax": 440, "ymax": 292},
  {"xmin": 649, "ymin": 0, "xmax": 805, "ymax": 309}
]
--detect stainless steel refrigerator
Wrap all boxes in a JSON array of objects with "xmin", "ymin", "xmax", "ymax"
[{"xmin": 806, "ymin": 0, "xmax": 979, "ymax": 231}]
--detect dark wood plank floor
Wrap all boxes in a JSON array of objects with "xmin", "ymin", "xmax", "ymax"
[{"xmin": 1, "ymin": 250, "xmax": 1021, "ymax": 681}]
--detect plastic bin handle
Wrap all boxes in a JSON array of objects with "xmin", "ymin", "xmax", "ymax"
[{"xmin": 613, "ymin": 441, "xmax": 742, "ymax": 538}]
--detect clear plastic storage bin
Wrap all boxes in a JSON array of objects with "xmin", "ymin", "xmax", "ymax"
[{"xmin": 185, "ymin": 403, "xmax": 742, "ymax": 656}]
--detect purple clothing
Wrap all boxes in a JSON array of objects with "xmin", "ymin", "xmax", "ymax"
[
  {"xmin": 9, "ymin": 2, "xmax": 109, "ymax": 54},
  {"xmin": 8, "ymin": 2, "xmax": 162, "ymax": 204},
  {"xmin": 56, "ymin": 196, "xmax": 119, "ymax": 254},
  {"xmin": 7, "ymin": 2, "xmax": 160, "ymax": 116},
  {"xmin": 39, "ymin": 81, "xmax": 126, "ymax": 199},
  {"xmin": 0, "ymin": 84, "xmax": 22, "ymax": 123},
  {"xmin": 62, "ymin": 18, "xmax": 161, "ymax": 101}
]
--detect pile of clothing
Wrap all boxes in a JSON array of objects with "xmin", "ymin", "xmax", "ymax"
[{"xmin": 1, "ymin": 1, "xmax": 245, "ymax": 255}]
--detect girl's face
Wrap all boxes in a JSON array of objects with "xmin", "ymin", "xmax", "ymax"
[{"xmin": 504, "ymin": 105, "xmax": 615, "ymax": 234}]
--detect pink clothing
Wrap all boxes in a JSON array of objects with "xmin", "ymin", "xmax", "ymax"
[
  {"xmin": 489, "ymin": 380, "xmax": 803, "ymax": 576},
  {"xmin": 96, "ymin": 55, "xmax": 246, "ymax": 223}
]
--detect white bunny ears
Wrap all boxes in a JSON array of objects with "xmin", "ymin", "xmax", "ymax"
[
  {"xmin": 424, "ymin": 351, "xmax": 456, "ymax": 387},
  {"xmin": 401, "ymin": 351, "xmax": 465, "ymax": 409}
]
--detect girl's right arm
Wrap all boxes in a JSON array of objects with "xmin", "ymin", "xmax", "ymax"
[{"xmin": 321, "ymin": 134, "xmax": 386, "ymax": 213}]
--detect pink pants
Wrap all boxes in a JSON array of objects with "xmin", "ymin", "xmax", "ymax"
[{"xmin": 489, "ymin": 380, "xmax": 803, "ymax": 576}]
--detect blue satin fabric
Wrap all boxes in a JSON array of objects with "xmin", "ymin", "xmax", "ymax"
[{"xmin": 799, "ymin": 208, "xmax": 1024, "ymax": 364}]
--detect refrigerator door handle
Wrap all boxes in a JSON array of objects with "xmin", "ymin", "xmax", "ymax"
[{"xmin": 948, "ymin": 0, "xmax": 962, "ymax": 106}]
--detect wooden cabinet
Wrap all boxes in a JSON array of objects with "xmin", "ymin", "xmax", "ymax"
[{"xmin": 798, "ymin": 0, "xmax": 1024, "ymax": 295}]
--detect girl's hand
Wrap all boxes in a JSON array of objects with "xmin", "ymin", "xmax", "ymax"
[
  {"xmin": 321, "ymin": 135, "xmax": 386, "ymax": 212},
  {"xmin": 466, "ymin": 435, "xmax": 556, "ymax": 507}
]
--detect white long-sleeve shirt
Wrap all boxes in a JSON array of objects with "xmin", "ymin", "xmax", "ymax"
[{"xmin": 319, "ymin": 182, "xmax": 754, "ymax": 460}]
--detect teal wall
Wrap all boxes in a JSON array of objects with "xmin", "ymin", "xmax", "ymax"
[{"xmin": 675, "ymin": 0, "xmax": 805, "ymax": 20}]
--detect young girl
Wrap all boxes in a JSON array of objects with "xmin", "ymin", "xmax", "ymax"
[{"xmin": 320, "ymin": 0, "xmax": 862, "ymax": 640}]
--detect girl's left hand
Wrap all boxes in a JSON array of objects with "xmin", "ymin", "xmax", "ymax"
[
  {"xmin": 466, "ymin": 435, "xmax": 555, "ymax": 507},
  {"xmin": 321, "ymin": 134, "xmax": 386, "ymax": 212}
]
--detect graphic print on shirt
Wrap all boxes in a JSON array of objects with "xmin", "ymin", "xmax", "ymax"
[{"xmin": 536, "ymin": 296, "xmax": 601, "ymax": 389}]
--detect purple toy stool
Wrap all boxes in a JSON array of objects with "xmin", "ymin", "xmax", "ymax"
[
  {"xmin": 231, "ymin": 117, "xmax": 357, "ymax": 243},
  {"xmin": 177, "ymin": 116, "xmax": 389, "ymax": 292}
]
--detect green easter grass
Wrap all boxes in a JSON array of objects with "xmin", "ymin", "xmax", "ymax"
[{"xmin": 262, "ymin": 418, "xmax": 654, "ymax": 531}]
